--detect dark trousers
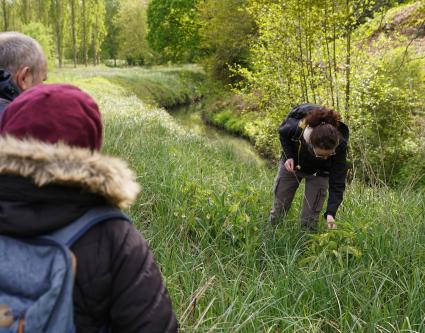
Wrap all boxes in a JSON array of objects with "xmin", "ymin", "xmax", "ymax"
[{"xmin": 269, "ymin": 160, "xmax": 329, "ymax": 231}]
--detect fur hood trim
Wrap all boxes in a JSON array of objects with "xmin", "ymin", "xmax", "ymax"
[{"xmin": 0, "ymin": 136, "xmax": 140, "ymax": 208}]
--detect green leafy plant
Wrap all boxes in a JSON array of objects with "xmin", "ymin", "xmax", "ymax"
[{"xmin": 300, "ymin": 220, "xmax": 371, "ymax": 268}]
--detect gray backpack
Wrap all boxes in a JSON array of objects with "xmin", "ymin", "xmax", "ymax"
[{"xmin": 0, "ymin": 207, "xmax": 129, "ymax": 333}]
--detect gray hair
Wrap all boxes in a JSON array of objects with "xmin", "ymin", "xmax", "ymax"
[{"xmin": 0, "ymin": 32, "xmax": 46, "ymax": 77}]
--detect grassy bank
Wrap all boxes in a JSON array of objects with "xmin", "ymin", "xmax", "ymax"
[
  {"xmin": 53, "ymin": 67, "xmax": 424, "ymax": 332},
  {"xmin": 50, "ymin": 64, "xmax": 206, "ymax": 108},
  {"xmin": 202, "ymin": 92, "xmax": 279, "ymax": 159}
]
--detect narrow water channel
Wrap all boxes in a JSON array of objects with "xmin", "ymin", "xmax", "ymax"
[{"xmin": 168, "ymin": 103, "xmax": 266, "ymax": 167}]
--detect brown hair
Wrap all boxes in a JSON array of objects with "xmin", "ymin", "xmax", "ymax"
[{"xmin": 305, "ymin": 107, "xmax": 341, "ymax": 150}]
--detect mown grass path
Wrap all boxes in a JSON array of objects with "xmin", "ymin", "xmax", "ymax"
[{"xmin": 51, "ymin": 66, "xmax": 425, "ymax": 332}]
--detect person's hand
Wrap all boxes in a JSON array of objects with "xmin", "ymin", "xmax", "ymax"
[
  {"xmin": 326, "ymin": 215, "xmax": 337, "ymax": 229},
  {"xmin": 284, "ymin": 158, "xmax": 295, "ymax": 172}
]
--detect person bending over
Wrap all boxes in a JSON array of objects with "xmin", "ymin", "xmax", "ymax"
[{"xmin": 269, "ymin": 104, "xmax": 349, "ymax": 231}]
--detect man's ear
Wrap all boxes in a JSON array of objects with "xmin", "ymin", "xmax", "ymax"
[{"xmin": 14, "ymin": 66, "xmax": 32, "ymax": 91}]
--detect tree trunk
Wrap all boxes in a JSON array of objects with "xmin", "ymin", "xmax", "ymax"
[
  {"xmin": 92, "ymin": 31, "xmax": 97, "ymax": 66},
  {"xmin": 345, "ymin": 27, "xmax": 351, "ymax": 120},
  {"xmin": 323, "ymin": 1, "xmax": 335, "ymax": 107},
  {"xmin": 53, "ymin": 0, "xmax": 63, "ymax": 67},
  {"xmin": 296, "ymin": 2, "xmax": 308, "ymax": 101},
  {"xmin": 36, "ymin": 0, "xmax": 42, "ymax": 24},
  {"xmin": 71, "ymin": 0, "xmax": 77, "ymax": 68},
  {"xmin": 2, "ymin": 0, "xmax": 8, "ymax": 31},
  {"xmin": 306, "ymin": 9, "xmax": 317, "ymax": 103},
  {"xmin": 22, "ymin": 0, "xmax": 30, "ymax": 24},
  {"xmin": 332, "ymin": 0, "xmax": 340, "ymax": 110},
  {"xmin": 345, "ymin": 0, "xmax": 352, "ymax": 120},
  {"xmin": 55, "ymin": 26, "xmax": 62, "ymax": 67},
  {"xmin": 93, "ymin": 13, "xmax": 98, "ymax": 66},
  {"xmin": 82, "ymin": 0, "xmax": 88, "ymax": 67},
  {"xmin": 35, "ymin": 0, "xmax": 49, "ymax": 26}
]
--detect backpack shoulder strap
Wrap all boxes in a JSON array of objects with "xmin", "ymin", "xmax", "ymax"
[
  {"xmin": 46, "ymin": 206, "xmax": 130, "ymax": 247},
  {"xmin": 287, "ymin": 103, "xmax": 322, "ymax": 120}
]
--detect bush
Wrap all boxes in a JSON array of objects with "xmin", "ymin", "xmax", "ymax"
[
  {"xmin": 399, "ymin": 145, "xmax": 425, "ymax": 191},
  {"xmin": 350, "ymin": 47, "xmax": 424, "ymax": 185}
]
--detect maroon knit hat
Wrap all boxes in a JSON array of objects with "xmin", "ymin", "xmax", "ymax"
[{"xmin": 0, "ymin": 84, "xmax": 103, "ymax": 150}]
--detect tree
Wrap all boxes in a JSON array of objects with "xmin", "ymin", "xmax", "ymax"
[
  {"xmin": 21, "ymin": 22, "xmax": 55, "ymax": 66},
  {"xmin": 1, "ymin": 0, "xmax": 20, "ymax": 31},
  {"xmin": 116, "ymin": 0, "xmax": 152, "ymax": 65},
  {"xmin": 197, "ymin": 0, "xmax": 255, "ymax": 82},
  {"xmin": 34, "ymin": 0, "xmax": 51, "ymax": 27},
  {"xmin": 81, "ymin": 0, "xmax": 88, "ymax": 66},
  {"xmin": 70, "ymin": 0, "xmax": 78, "ymax": 67},
  {"xmin": 1, "ymin": 0, "xmax": 10, "ymax": 30},
  {"xmin": 1, "ymin": 0, "xmax": 106, "ymax": 67},
  {"xmin": 147, "ymin": 0, "xmax": 201, "ymax": 63},
  {"xmin": 20, "ymin": 0, "xmax": 31, "ymax": 24},
  {"xmin": 89, "ymin": 0, "xmax": 106, "ymax": 65},
  {"xmin": 102, "ymin": 0, "xmax": 120, "ymax": 65},
  {"xmin": 50, "ymin": 0, "xmax": 67, "ymax": 67}
]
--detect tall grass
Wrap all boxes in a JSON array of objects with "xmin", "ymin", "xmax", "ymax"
[
  {"xmin": 49, "ymin": 64, "xmax": 205, "ymax": 108},
  {"xmin": 53, "ymin": 67, "xmax": 425, "ymax": 332}
]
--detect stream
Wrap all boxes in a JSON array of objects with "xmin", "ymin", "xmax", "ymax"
[{"xmin": 168, "ymin": 103, "xmax": 266, "ymax": 167}]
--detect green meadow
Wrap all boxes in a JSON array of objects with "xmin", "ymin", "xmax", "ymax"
[{"xmin": 50, "ymin": 66, "xmax": 425, "ymax": 332}]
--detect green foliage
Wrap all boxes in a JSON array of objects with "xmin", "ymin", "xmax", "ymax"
[
  {"xmin": 147, "ymin": 0, "xmax": 201, "ymax": 63},
  {"xmin": 208, "ymin": 109, "xmax": 246, "ymax": 137},
  {"xmin": 115, "ymin": 0, "xmax": 154, "ymax": 65},
  {"xmin": 300, "ymin": 220, "xmax": 370, "ymax": 268},
  {"xmin": 172, "ymin": 180, "xmax": 261, "ymax": 246},
  {"xmin": 1, "ymin": 0, "xmax": 108, "ymax": 66},
  {"xmin": 399, "ymin": 145, "xmax": 425, "ymax": 190},
  {"xmin": 21, "ymin": 22, "xmax": 55, "ymax": 66},
  {"xmin": 102, "ymin": 0, "xmax": 120, "ymax": 61},
  {"xmin": 89, "ymin": 0, "xmax": 107, "ymax": 64},
  {"xmin": 350, "ymin": 46, "xmax": 424, "ymax": 184},
  {"xmin": 228, "ymin": 0, "xmax": 425, "ymax": 187},
  {"xmin": 50, "ymin": 0, "xmax": 68, "ymax": 66},
  {"xmin": 197, "ymin": 0, "xmax": 255, "ymax": 82}
]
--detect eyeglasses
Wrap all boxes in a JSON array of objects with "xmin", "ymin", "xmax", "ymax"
[{"xmin": 309, "ymin": 144, "xmax": 336, "ymax": 159}]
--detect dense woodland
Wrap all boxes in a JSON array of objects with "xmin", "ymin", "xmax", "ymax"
[
  {"xmin": 1, "ymin": 0, "xmax": 424, "ymax": 188},
  {"xmin": 0, "ymin": 0, "xmax": 150, "ymax": 66}
]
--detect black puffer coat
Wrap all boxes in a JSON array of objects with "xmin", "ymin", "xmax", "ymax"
[
  {"xmin": 0, "ymin": 136, "xmax": 177, "ymax": 333},
  {"xmin": 279, "ymin": 106, "xmax": 349, "ymax": 217}
]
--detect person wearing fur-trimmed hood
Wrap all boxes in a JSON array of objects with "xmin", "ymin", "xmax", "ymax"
[{"xmin": 0, "ymin": 84, "xmax": 177, "ymax": 332}]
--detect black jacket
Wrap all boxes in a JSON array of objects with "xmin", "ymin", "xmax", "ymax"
[
  {"xmin": 0, "ymin": 69, "xmax": 20, "ymax": 117},
  {"xmin": 0, "ymin": 137, "xmax": 177, "ymax": 333},
  {"xmin": 279, "ymin": 112, "xmax": 349, "ymax": 217}
]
